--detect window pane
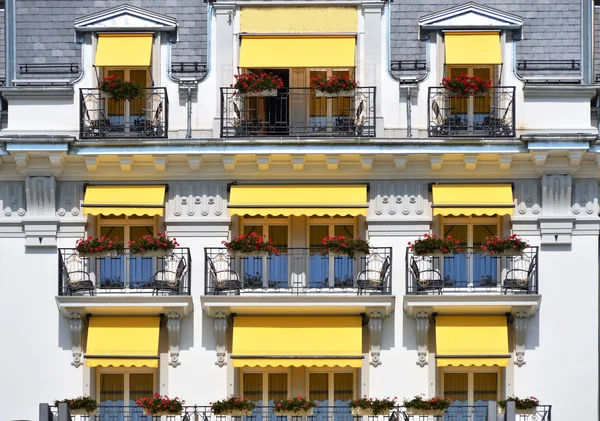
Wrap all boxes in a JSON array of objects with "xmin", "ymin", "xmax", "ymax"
[
  {"xmin": 334, "ymin": 225, "xmax": 354, "ymax": 238},
  {"xmin": 310, "ymin": 70, "xmax": 327, "ymax": 119},
  {"xmin": 309, "ymin": 373, "xmax": 329, "ymax": 404},
  {"xmin": 310, "ymin": 226, "xmax": 329, "ymax": 248},
  {"xmin": 334, "ymin": 373, "xmax": 353, "ymax": 404},
  {"xmin": 244, "ymin": 373, "xmax": 263, "ymax": 404},
  {"xmin": 443, "ymin": 225, "xmax": 468, "ymax": 246},
  {"xmin": 269, "ymin": 226, "xmax": 288, "ymax": 247},
  {"xmin": 444, "ymin": 373, "xmax": 468, "ymax": 404},
  {"xmin": 244, "ymin": 225, "xmax": 264, "ymax": 237},
  {"xmin": 473, "ymin": 373, "xmax": 497, "ymax": 404},
  {"xmin": 130, "ymin": 226, "xmax": 154, "ymax": 241},
  {"xmin": 100, "ymin": 374, "xmax": 124, "ymax": 405},
  {"xmin": 473, "ymin": 225, "xmax": 497, "ymax": 247},
  {"xmin": 268, "ymin": 373, "xmax": 288, "ymax": 402},
  {"xmin": 130, "ymin": 373, "xmax": 154, "ymax": 404},
  {"xmin": 100, "ymin": 226, "xmax": 125, "ymax": 240}
]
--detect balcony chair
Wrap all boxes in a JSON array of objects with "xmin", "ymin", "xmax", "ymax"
[
  {"xmin": 502, "ymin": 254, "xmax": 537, "ymax": 294},
  {"xmin": 482, "ymin": 99, "xmax": 513, "ymax": 136},
  {"xmin": 209, "ymin": 254, "xmax": 242, "ymax": 294},
  {"xmin": 356, "ymin": 255, "xmax": 390, "ymax": 295},
  {"xmin": 430, "ymin": 100, "xmax": 462, "ymax": 136},
  {"xmin": 409, "ymin": 257, "xmax": 444, "ymax": 295},
  {"xmin": 335, "ymin": 99, "xmax": 366, "ymax": 136},
  {"xmin": 60, "ymin": 254, "xmax": 95, "ymax": 296},
  {"xmin": 152, "ymin": 255, "xmax": 187, "ymax": 295},
  {"xmin": 134, "ymin": 98, "xmax": 163, "ymax": 137},
  {"xmin": 81, "ymin": 99, "xmax": 110, "ymax": 137}
]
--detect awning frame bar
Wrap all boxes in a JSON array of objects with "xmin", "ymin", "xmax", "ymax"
[{"xmin": 231, "ymin": 355, "xmax": 364, "ymax": 359}]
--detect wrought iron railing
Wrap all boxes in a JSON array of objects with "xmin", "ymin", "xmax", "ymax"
[
  {"xmin": 79, "ymin": 87, "xmax": 168, "ymax": 139},
  {"xmin": 220, "ymin": 87, "xmax": 376, "ymax": 138},
  {"xmin": 406, "ymin": 246, "xmax": 538, "ymax": 295},
  {"xmin": 428, "ymin": 86, "xmax": 515, "ymax": 137},
  {"xmin": 58, "ymin": 248, "xmax": 191, "ymax": 296},
  {"xmin": 41, "ymin": 403, "xmax": 552, "ymax": 421},
  {"xmin": 205, "ymin": 247, "xmax": 391, "ymax": 295}
]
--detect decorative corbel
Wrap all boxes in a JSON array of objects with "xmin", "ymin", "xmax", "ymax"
[
  {"xmin": 166, "ymin": 312, "xmax": 182, "ymax": 367},
  {"xmin": 368, "ymin": 311, "xmax": 383, "ymax": 367},
  {"xmin": 213, "ymin": 311, "xmax": 229, "ymax": 367},
  {"xmin": 68, "ymin": 312, "xmax": 85, "ymax": 368},
  {"xmin": 415, "ymin": 311, "xmax": 430, "ymax": 367},
  {"xmin": 513, "ymin": 312, "xmax": 529, "ymax": 367}
]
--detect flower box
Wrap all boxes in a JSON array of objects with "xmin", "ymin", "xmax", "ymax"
[
  {"xmin": 485, "ymin": 249, "xmax": 522, "ymax": 257},
  {"xmin": 216, "ymin": 410, "xmax": 253, "ymax": 416},
  {"xmin": 136, "ymin": 250, "xmax": 172, "ymax": 258},
  {"xmin": 405, "ymin": 408, "xmax": 445, "ymax": 416},
  {"xmin": 79, "ymin": 251, "xmax": 118, "ymax": 258},
  {"xmin": 274, "ymin": 409, "xmax": 314, "ymax": 417},
  {"xmin": 352, "ymin": 408, "xmax": 390, "ymax": 416},
  {"xmin": 316, "ymin": 90, "xmax": 355, "ymax": 97},
  {"xmin": 70, "ymin": 409, "xmax": 97, "ymax": 416},
  {"xmin": 497, "ymin": 407, "xmax": 537, "ymax": 415},
  {"xmin": 242, "ymin": 89, "xmax": 278, "ymax": 97},
  {"xmin": 148, "ymin": 410, "xmax": 181, "ymax": 416},
  {"xmin": 415, "ymin": 249, "xmax": 450, "ymax": 257},
  {"xmin": 231, "ymin": 251, "xmax": 267, "ymax": 258}
]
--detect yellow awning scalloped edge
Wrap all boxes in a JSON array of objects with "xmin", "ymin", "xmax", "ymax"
[
  {"xmin": 85, "ymin": 317, "xmax": 160, "ymax": 368},
  {"xmin": 431, "ymin": 184, "xmax": 514, "ymax": 216},
  {"xmin": 83, "ymin": 185, "xmax": 166, "ymax": 217},
  {"xmin": 229, "ymin": 185, "xmax": 367, "ymax": 217},
  {"xmin": 435, "ymin": 316, "xmax": 509, "ymax": 367},
  {"xmin": 95, "ymin": 33, "xmax": 153, "ymax": 67},
  {"xmin": 232, "ymin": 316, "xmax": 363, "ymax": 368},
  {"xmin": 445, "ymin": 32, "xmax": 502, "ymax": 65}
]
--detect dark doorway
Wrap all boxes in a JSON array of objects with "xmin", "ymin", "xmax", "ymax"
[{"xmin": 248, "ymin": 68, "xmax": 289, "ymax": 135}]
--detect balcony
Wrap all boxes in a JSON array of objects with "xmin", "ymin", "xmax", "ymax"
[
  {"xmin": 406, "ymin": 247, "xmax": 538, "ymax": 296},
  {"xmin": 79, "ymin": 87, "xmax": 168, "ymax": 139},
  {"xmin": 204, "ymin": 247, "xmax": 391, "ymax": 295},
  {"xmin": 43, "ymin": 404, "xmax": 553, "ymax": 421},
  {"xmin": 58, "ymin": 248, "xmax": 191, "ymax": 296},
  {"xmin": 220, "ymin": 87, "xmax": 376, "ymax": 138},
  {"xmin": 428, "ymin": 86, "xmax": 515, "ymax": 137}
]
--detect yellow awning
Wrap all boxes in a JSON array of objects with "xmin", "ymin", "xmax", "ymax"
[
  {"xmin": 229, "ymin": 184, "xmax": 367, "ymax": 217},
  {"xmin": 95, "ymin": 33, "xmax": 153, "ymax": 67},
  {"xmin": 232, "ymin": 316, "xmax": 363, "ymax": 368},
  {"xmin": 435, "ymin": 316, "xmax": 509, "ymax": 367},
  {"xmin": 431, "ymin": 184, "xmax": 514, "ymax": 216},
  {"xmin": 445, "ymin": 32, "xmax": 502, "ymax": 64},
  {"xmin": 86, "ymin": 317, "xmax": 160, "ymax": 368},
  {"xmin": 240, "ymin": 7, "xmax": 357, "ymax": 33},
  {"xmin": 239, "ymin": 36, "xmax": 356, "ymax": 68},
  {"xmin": 83, "ymin": 185, "xmax": 166, "ymax": 216}
]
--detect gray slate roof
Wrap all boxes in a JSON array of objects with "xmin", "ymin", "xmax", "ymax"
[
  {"xmin": 0, "ymin": 10, "xmax": 5, "ymax": 81},
  {"xmin": 391, "ymin": 0, "xmax": 582, "ymax": 78},
  {"xmin": 595, "ymin": 6, "xmax": 600, "ymax": 81},
  {"xmin": 15, "ymin": 0, "xmax": 207, "ymax": 78}
]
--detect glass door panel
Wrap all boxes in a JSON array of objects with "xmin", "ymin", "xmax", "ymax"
[
  {"xmin": 268, "ymin": 373, "xmax": 288, "ymax": 421},
  {"xmin": 473, "ymin": 373, "xmax": 497, "ymax": 406},
  {"xmin": 107, "ymin": 70, "xmax": 126, "ymax": 128},
  {"xmin": 309, "ymin": 373, "xmax": 329, "ymax": 406},
  {"xmin": 472, "ymin": 67, "xmax": 492, "ymax": 125},
  {"xmin": 473, "ymin": 225, "xmax": 497, "ymax": 287},
  {"xmin": 130, "ymin": 374, "xmax": 154, "ymax": 421},
  {"xmin": 268, "ymin": 226, "xmax": 288, "ymax": 287},
  {"xmin": 333, "ymin": 225, "xmax": 354, "ymax": 287},
  {"xmin": 444, "ymin": 372, "xmax": 468, "ymax": 411},
  {"xmin": 242, "ymin": 225, "xmax": 264, "ymax": 287},
  {"xmin": 309, "ymin": 225, "xmax": 329, "ymax": 287},
  {"xmin": 129, "ymin": 69, "xmax": 148, "ymax": 130},
  {"xmin": 130, "ymin": 225, "xmax": 155, "ymax": 288},
  {"xmin": 244, "ymin": 373, "xmax": 264, "ymax": 405},
  {"xmin": 310, "ymin": 71, "xmax": 327, "ymax": 130},
  {"xmin": 333, "ymin": 373, "xmax": 353, "ymax": 406},
  {"xmin": 99, "ymin": 226, "xmax": 125, "ymax": 288},
  {"xmin": 443, "ymin": 225, "xmax": 468, "ymax": 287},
  {"xmin": 99, "ymin": 374, "xmax": 125, "ymax": 421}
]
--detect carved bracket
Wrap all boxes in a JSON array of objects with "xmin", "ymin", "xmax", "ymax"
[
  {"xmin": 213, "ymin": 311, "xmax": 229, "ymax": 367},
  {"xmin": 513, "ymin": 312, "xmax": 529, "ymax": 367},
  {"xmin": 166, "ymin": 312, "xmax": 182, "ymax": 368},
  {"xmin": 415, "ymin": 311, "xmax": 430, "ymax": 367},
  {"xmin": 68, "ymin": 312, "xmax": 85, "ymax": 368},
  {"xmin": 368, "ymin": 311, "xmax": 383, "ymax": 367}
]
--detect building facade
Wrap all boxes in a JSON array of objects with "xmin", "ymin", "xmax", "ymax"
[{"xmin": 0, "ymin": 0, "xmax": 597, "ymax": 420}]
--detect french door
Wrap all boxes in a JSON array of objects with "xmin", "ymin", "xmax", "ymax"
[
  {"xmin": 104, "ymin": 68, "xmax": 149, "ymax": 133},
  {"xmin": 243, "ymin": 371, "xmax": 289, "ymax": 421},
  {"xmin": 447, "ymin": 66, "xmax": 494, "ymax": 132},
  {"xmin": 441, "ymin": 218, "xmax": 499, "ymax": 289},
  {"xmin": 308, "ymin": 220, "xmax": 356, "ymax": 288},
  {"xmin": 98, "ymin": 371, "xmax": 155, "ymax": 421},
  {"xmin": 97, "ymin": 215, "xmax": 156, "ymax": 289},
  {"xmin": 442, "ymin": 369, "xmax": 500, "ymax": 421}
]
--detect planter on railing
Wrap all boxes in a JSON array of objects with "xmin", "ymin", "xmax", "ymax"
[
  {"xmin": 498, "ymin": 407, "xmax": 537, "ymax": 415},
  {"xmin": 79, "ymin": 251, "xmax": 119, "ymax": 258},
  {"xmin": 316, "ymin": 90, "xmax": 355, "ymax": 97},
  {"xmin": 242, "ymin": 89, "xmax": 278, "ymax": 97},
  {"xmin": 215, "ymin": 410, "xmax": 253, "ymax": 416},
  {"xmin": 405, "ymin": 408, "xmax": 445, "ymax": 416},
  {"xmin": 70, "ymin": 409, "xmax": 97, "ymax": 416},
  {"xmin": 274, "ymin": 409, "xmax": 314, "ymax": 417}
]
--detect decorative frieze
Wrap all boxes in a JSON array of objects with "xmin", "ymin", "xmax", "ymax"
[
  {"xmin": 57, "ymin": 182, "xmax": 85, "ymax": 219},
  {"xmin": 369, "ymin": 181, "xmax": 429, "ymax": 219},
  {"xmin": 166, "ymin": 181, "xmax": 227, "ymax": 221},
  {"xmin": 0, "ymin": 181, "xmax": 25, "ymax": 219}
]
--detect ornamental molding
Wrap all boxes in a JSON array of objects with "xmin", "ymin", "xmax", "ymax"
[
  {"xmin": 370, "ymin": 181, "xmax": 429, "ymax": 219},
  {"xmin": 68, "ymin": 310, "xmax": 86, "ymax": 368},
  {"xmin": 213, "ymin": 311, "xmax": 229, "ymax": 367},
  {"xmin": 368, "ymin": 311, "xmax": 384, "ymax": 367},
  {"xmin": 512, "ymin": 311, "xmax": 530, "ymax": 367},
  {"xmin": 74, "ymin": 4, "xmax": 177, "ymax": 32},
  {"xmin": 166, "ymin": 312, "xmax": 182, "ymax": 368},
  {"xmin": 415, "ymin": 311, "xmax": 430, "ymax": 367},
  {"xmin": 166, "ymin": 181, "xmax": 227, "ymax": 221}
]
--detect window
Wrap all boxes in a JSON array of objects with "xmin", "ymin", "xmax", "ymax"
[
  {"xmin": 97, "ymin": 215, "xmax": 157, "ymax": 288},
  {"xmin": 309, "ymin": 69, "xmax": 354, "ymax": 130},
  {"xmin": 104, "ymin": 68, "xmax": 151, "ymax": 130},
  {"xmin": 97, "ymin": 370, "xmax": 156, "ymax": 419},
  {"xmin": 440, "ymin": 216, "xmax": 500, "ymax": 288}
]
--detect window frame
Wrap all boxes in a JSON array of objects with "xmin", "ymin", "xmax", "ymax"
[{"xmin": 439, "ymin": 366, "xmax": 502, "ymax": 405}]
